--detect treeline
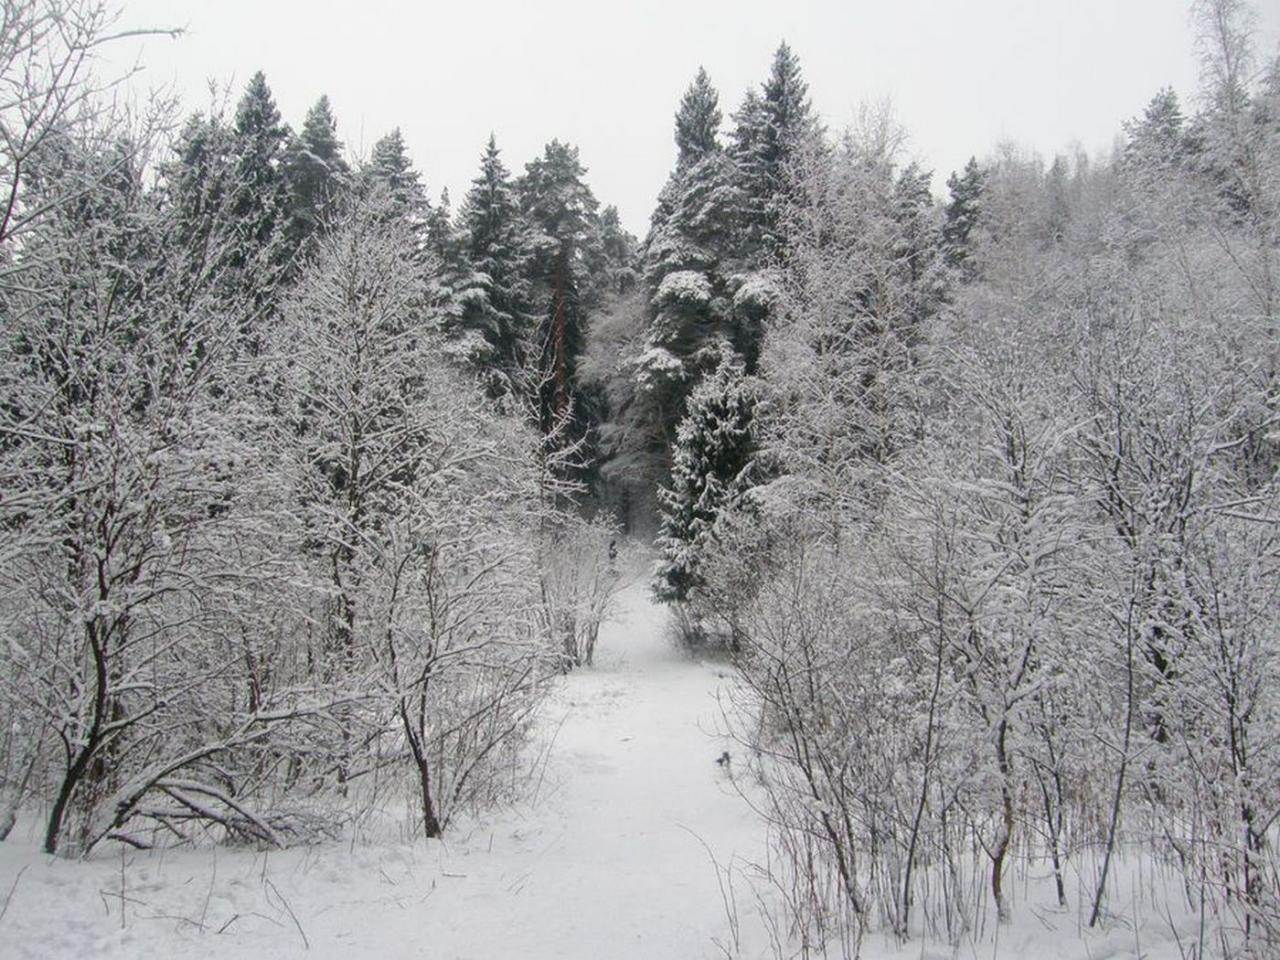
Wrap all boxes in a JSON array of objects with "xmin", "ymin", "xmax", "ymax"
[
  {"xmin": 646, "ymin": 1, "xmax": 1280, "ymax": 956},
  {"xmin": 0, "ymin": 0, "xmax": 628, "ymax": 857}
]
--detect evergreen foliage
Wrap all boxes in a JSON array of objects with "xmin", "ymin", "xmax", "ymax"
[
  {"xmin": 164, "ymin": 111, "xmax": 234, "ymax": 254},
  {"xmin": 731, "ymin": 42, "xmax": 819, "ymax": 259},
  {"xmin": 942, "ymin": 156, "xmax": 984, "ymax": 273},
  {"xmin": 231, "ymin": 71, "xmax": 289, "ymax": 257},
  {"xmin": 1125, "ymin": 87, "xmax": 1188, "ymax": 170},
  {"xmin": 361, "ymin": 127, "xmax": 429, "ymax": 227},
  {"xmin": 458, "ymin": 134, "xmax": 531, "ymax": 388},
  {"xmin": 674, "ymin": 67, "xmax": 722, "ymax": 168},
  {"xmin": 653, "ymin": 346, "xmax": 757, "ymax": 604},
  {"xmin": 282, "ymin": 95, "xmax": 350, "ymax": 255},
  {"xmin": 518, "ymin": 139, "xmax": 602, "ymax": 444}
]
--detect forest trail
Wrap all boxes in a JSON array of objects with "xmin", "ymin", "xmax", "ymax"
[
  {"xmin": 406, "ymin": 576, "xmax": 768, "ymax": 958},
  {"xmin": 0, "ymin": 577, "xmax": 772, "ymax": 960}
]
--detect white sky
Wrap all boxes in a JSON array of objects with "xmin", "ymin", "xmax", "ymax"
[{"xmin": 101, "ymin": 0, "xmax": 1280, "ymax": 236}]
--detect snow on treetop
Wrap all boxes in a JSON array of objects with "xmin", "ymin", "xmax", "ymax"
[
  {"xmin": 732, "ymin": 272, "xmax": 780, "ymax": 312},
  {"xmin": 633, "ymin": 344, "xmax": 686, "ymax": 393},
  {"xmin": 656, "ymin": 269, "xmax": 713, "ymax": 307}
]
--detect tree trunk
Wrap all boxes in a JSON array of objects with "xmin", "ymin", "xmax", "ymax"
[
  {"xmin": 401, "ymin": 704, "xmax": 442, "ymax": 838},
  {"xmin": 991, "ymin": 717, "xmax": 1014, "ymax": 924},
  {"xmin": 45, "ymin": 617, "xmax": 112, "ymax": 855}
]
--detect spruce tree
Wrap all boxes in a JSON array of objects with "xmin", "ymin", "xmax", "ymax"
[
  {"xmin": 622, "ymin": 70, "xmax": 745, "ymax": 514},
  {"xmin": 230, "ymin": 72, "xmax": 289, "ymax": 258},
  {"xmin": 518, "ymin": 140, "xmax": 601, "ymax": 441},
  {"xmin": 282, "ymin": 95, "xmax": 350, "ymax": 256},
  {"xmin": 458, "ymin": 134, "xmax": 530, "ymax": 388},
  {"xmin": 1125, "ymin": 88, "xmax": 1187, "ymax": 167},
  {"xmin": 731, "ymin": 42, "xmax": 819, "ymax": 260},
  {"xmin": 729, "ymin": 88, "xmax": 770, "ymax": 255},
  {"xmin": 361, "ymin": 127, "xmax": 428, "ymax": 227},
  {"xmin": 640, "ymin": 150, "xmax": 741, "ymax": 396},
  {"xmin": 893, "ymin": 161, "xmax": 946, "ymax": 323},
  {"xmin": 943, "ymin": 156, "xmax": 984, "ymax": 275},
  {"xmin": 675, "ymin": 67, "xmax": 722, "ymax": 169},
  {"xmin": 164, "ymin": 112, "xmax": 233, "ymax": 255},
  {"xmin": 590, "ymin": 205, "xmax": 639, "ymax": 298},
  {"xmin": 423, "ymin": 187, "xmax": 477, "ymax": 359},
  {"xmin": 426, "ymin": 187, "xmax": 455, "ymax": 261},
  {"xmin": 653, "ymin": 346, "xmax": 757, "ymax": 604}
]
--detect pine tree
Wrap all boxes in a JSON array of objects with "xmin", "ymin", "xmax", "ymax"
[
  {"xmin": 360, "ymin": 127, "xmax": 428, "ymax": 228},
  {"xmin": 653, "ymin": 346, "xmax": 757, "ymax": 604},
  {"xmin": 518, "ymin": 140, "xmax": 601, "ymax": 441},
  {"xmin": 458, "ymin": 135, "xmax": 530, "ymax": 387},
  {"xmin": 282, "ymin": 95, "xmax": 350, "ymax": 256},
  {"xmin": 675, "ymin": 67, "xmax": 722, "ymax": 169},
  {"xmin": 943, "ymin": 156, "xmax": 984, "ymax": 274},
  {"xmin": 163, "ymin": 111, "xmax": 234, "ymax": 254},
  {"xmin": 731, "ymin": 42, "xmax": 819, "ymax": 259},
  {"xmin": 230, "ymin": 72, "xmax": 289, "ymax": 257}
]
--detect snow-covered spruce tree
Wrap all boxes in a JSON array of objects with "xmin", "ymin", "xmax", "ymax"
[
  {"xmin": 228, "ymin": 72, "xmax": 291, "ymax": 278},
  {"xmin": 588, "ymin": 204, "xmax": 639, "ymax": 299},
  {"xmin": 163, "ymin": 109, "xmax": 234, "ymax": 255},
  {"xmin": 162, "ymin": 92, "xmax": 290, "ymax": 347},
  {"xmin": 640, "ymin": 68, "xmax": 739, "ymax": 401},
  {"xmin": 517, "ymin": 140, "xmax": 605, "ymax": 466},
  {"xmin": 731, "ymin": 42, "xmax": 822, "ymax": 267},
  {"xmin": 941, "ymin": 156, "xmax": 984, "ymax": 275},
  {"xmin": 675, "ymin": 67, "xmax": 722, "ymax": 167},
  {"xmin": 595, "ymin": 69, "xmax": 745, "ymax": 533},
  {"xmin": 653, "ymin": 346, "xmax": 758, "ymax": 639},
  {"xmin": 281, "ymin": 95, "xmax": 350, "ymax": 263},
  {"xmin": 359, "ymin": 128, "xmax": 429, "ymax": 225},
  {"xmin": 456, "ymin": 135, "xmax": 532, "ymax": 394},
  {"xmin": 621, "ymin": 47, "xmax": 820, "ymax": 515}
]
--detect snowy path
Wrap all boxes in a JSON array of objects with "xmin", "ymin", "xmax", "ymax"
[
  {"xmin": 0, "ymin": 579, "xmax": 771, "ymax": 960},
  {"xmin": 407, "ymin": 577, "xmax": 767, "ymax": 958}
]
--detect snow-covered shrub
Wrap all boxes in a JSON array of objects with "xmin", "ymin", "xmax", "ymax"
[
  {"xmin": 0, "ymin": 119, "xmax": 566, "ymax": 853},
  {"xmin": 0, "ymin": 108, "xmax": 328, "ymax": 856},
  {"xmin": 272, "ymin": 190, "xmax": 562, "ymax": 839},
  {"xmin": 710, "ymin": 60, "xmax": 1280, "ymax": 953},
  {"xmin": 537, "ymin": 515, "xmax": 629, "ymax": 669}
]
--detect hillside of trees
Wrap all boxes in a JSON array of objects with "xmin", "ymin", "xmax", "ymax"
[
  {"xmin": 1, "ymin": 0, "xmax": 1277, "ymax": 956},
  {"xmin": 646, "ymin": 4, "xmax": 1280, "ymax": 955}
]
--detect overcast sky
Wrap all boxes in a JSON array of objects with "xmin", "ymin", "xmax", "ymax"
[{"xmin": 101, "ymin": 0, "xmax": 1280, "ymax": 237}]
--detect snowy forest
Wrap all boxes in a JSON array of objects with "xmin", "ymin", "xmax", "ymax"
[{"xmin": 1, "ymin": 0, "xmax": 1278, "ymax": 958}]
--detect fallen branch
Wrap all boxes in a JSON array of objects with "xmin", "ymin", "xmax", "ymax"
[
  {"xmin": 0, "ymin": 864, "xmax": 28, "ymax": 925},
  {"xmin": 264, "ymin": 877, "xmax": 309, "ymax": 951}
]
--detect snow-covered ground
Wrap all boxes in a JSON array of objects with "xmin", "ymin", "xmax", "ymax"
[
  {"xmin": 0, "ymin": 578, "xmax": 769, "ymax": 959},
  {"xmin": 0, "ymin": 579, "xmax": 1209, "ymax": 959}
]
